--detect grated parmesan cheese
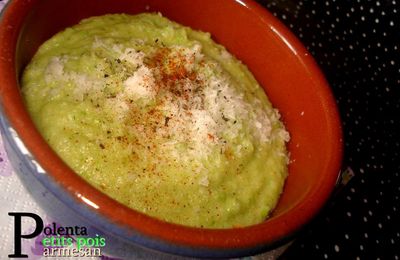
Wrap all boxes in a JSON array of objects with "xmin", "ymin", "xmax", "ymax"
[
  {"xmin": 41, "ymin": 36, "xmax": 288, "ymax": 186},
  {"xmin": 45, "ymin": 57, "xmax": 64, "ymax": 82},
  {"xmin": 123, "ymin": 66, "xmax": 156, "ymax": 102}
]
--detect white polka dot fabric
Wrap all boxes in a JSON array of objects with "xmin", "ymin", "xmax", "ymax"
[{"xmin": 256, "ymin": 0, "xmax": 400, "ymax": 259}]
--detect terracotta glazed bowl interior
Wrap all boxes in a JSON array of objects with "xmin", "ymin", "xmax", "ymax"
[{"xmin": 0, "ymin": 0, "xmax": 342, "ymax": 255}]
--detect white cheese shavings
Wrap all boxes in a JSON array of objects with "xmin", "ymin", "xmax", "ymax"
[
  {"xmin": 123, "ymin": 66, "xmax": 156, "ymax": 103},
  {"xmin": 119, "ymin": 48, "xmax": 145, "ymax": 67},
  {"xmin": 43, "ymin": 56, "xmax": 102, "ymax": 101},
  {"xmin": 45, "ymin": 39, "xmax": 289, "ymax": 182},
  {"xmin": 71, "ymin": 73, "xmax": 100, "ymax": 101},
  {"xmin": 45, "ymin": 57, "xmax": 64, "ymax": 82}
]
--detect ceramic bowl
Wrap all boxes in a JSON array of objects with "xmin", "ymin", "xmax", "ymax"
[{"xmin": 0, "ymin": 0, "xmax": 342, "ymax": 258}]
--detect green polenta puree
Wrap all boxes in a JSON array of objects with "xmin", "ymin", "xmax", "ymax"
[{"xmin": 22, "ymin": 13, "xmax": 289, "ymax": 228}]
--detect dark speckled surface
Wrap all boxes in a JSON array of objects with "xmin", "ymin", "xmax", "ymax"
[{"xmin": 255, "ymin": 0, "xmax": 399, "ymax": 259}]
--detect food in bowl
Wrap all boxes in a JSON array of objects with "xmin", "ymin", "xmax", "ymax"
[{"xmin": 21, "ymin": 13, "xmax": 290, "ymax": 228}]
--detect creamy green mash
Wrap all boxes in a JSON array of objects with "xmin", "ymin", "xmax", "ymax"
[{"xmin": 22, "ymin": 13, "xmax": 290, "ymax": 228}]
